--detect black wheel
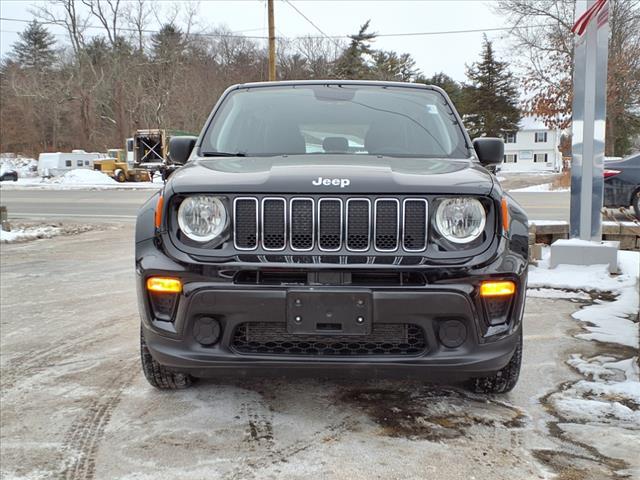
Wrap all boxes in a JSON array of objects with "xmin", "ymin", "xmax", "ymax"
[
  {"xmin": 467, "ymin": 329, "xmax": 522, "ymax": 394},
  {"xmin": 114, "ymin": 169, "xmax": 126, "ymax": 183},
  {"xmin": 140, "ymin": 327, "xmax": 193, "ymax": 390},
  {"xmin": 633, "ymin": 189, "xmax": 640, "ymax": 220}
]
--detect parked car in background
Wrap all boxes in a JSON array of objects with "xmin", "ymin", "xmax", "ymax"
[
  {"xmin": 604, "ymin": 153, "xmax": 640, "ymax": 219},
  {"xmin": 0, "ymin": 168, "xmax": 18, "ymax": 181}
]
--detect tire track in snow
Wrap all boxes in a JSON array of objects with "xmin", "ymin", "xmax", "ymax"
[
  {"xmin": 225, "ymin": 415, "xmax": 357, "ymax": 480},
  {"xmin": 60, "ymin": 360, "xmax": 136, "ymax": 480}
]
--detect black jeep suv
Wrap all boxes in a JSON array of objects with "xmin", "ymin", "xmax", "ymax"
[{"xmin": 136, "ymin": 81, "xmax": 529, "ymax": 393}]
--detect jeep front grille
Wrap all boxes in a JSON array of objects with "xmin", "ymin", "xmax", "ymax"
[
  {"xmin": 231, "ymin": 322, "xmax": 427, "ymax": 356},
  {"xmin": 233, "ymin": 196, "xmax": 428, "ymax": 253}
]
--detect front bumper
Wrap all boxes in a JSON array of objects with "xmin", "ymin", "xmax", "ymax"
[{"xmin": 137, "ymin": 238, "xmax": 527, "ymax": 380}]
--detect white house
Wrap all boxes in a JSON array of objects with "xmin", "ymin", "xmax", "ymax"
[{"xmin": 500, "ymin": 116, "xmax": 562, "ymax": 172}]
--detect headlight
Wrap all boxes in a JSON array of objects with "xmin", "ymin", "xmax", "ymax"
[
  {"xmin": 435, "ymin": 198, "xmax": 486, "ymax": 244},
  {"xmin": 177, "ymin": 195, "xmax": 227, "ymax": 242}
]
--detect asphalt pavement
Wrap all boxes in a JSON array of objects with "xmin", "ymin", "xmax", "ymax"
[{"xmin": 0, "ymin": 188, "xmax": 571, "ymax": 221}]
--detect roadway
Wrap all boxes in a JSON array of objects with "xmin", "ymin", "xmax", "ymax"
[{"xmin": 0, "ymin": 188, "xmax": 572, "ymax": 222}]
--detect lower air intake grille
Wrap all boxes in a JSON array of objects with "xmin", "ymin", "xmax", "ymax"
[{"xmin": 231, "ymin": 323, "xmax": 426, "ymax": 356}]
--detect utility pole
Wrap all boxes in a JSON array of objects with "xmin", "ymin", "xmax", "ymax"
[{"xmin": 268, "ymin": 0, "xmax": 276, "ymax": 81}]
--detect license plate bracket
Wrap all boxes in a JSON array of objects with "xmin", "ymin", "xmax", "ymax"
[{"xmin": 286, "ymin": 290, "xmax": 372, "ymax": 335}]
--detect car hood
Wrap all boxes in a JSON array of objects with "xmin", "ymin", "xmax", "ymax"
[{"xmin": 168, "ymin": 155, "xmax": 495, "ymax": 195}]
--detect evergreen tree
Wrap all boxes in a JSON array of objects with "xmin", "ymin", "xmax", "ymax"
[
  {"xmin": 8, "ymin": 20, "xmax": 56, "ymax": 70},
  {"xmin": 462, "ymin": 36, "xmax": 520, "ymax": 138},
  {"xmin": 335, "ymin": 20, "xmax": 376, "ymax": 79},
  {"xmin": 417, "ymin": 72, "xmax": 465, "ymax": 111},
  {"xmin": 151, "ymin": 23, "xmax": 186, "ymax": 62},
  {"xmin": 371, "ymin": 51, "xmax": 420, "ymax": 82}
]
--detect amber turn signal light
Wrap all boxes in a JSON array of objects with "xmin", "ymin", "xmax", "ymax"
[
  {"xmin": 501, "ymin": 197, "xmax": 510, "ymax": 233},
  {"xmin": 480, "ymin": 280, "xmax": 516, "ymax": 297},
  {"xmin": 154, "ymin": 194, "xmax": 164, "ymax": 229},
  {"xmin": 146, "ymin": 277, "xmax": 182, "ymax": 293}
]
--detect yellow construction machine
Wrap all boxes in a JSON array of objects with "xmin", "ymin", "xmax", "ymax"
[{"xmin": 94, "ymin": 148, "xmax": 151, "ymax": 182}]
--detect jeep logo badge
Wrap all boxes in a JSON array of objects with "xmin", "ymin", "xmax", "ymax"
[{"xmin": 312, "ymin": 176, "xmax": 351, "ymax": 188}]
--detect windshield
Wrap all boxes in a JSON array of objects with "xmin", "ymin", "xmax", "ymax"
[{"xmin": 201, "ymin": 84, "xmax": 469, "ymax": 159}]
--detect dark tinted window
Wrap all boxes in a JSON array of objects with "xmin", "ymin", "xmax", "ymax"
[{"xmin": 202, "ymin": 85, "xmax": 468, "ymax": 158}]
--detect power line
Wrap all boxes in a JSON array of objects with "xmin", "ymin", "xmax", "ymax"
[
  {"xmin": 281, "ymin": 0, "xmax": 341, "ymax": 47},
  {"xmin": 0, "ymin": 17, "xmax": 270, "ymax": 39},
  {"xmin": 374, "ymin": 25, "xmax": 553, "ymax": 38},
  {"xmin": 0, "ymin": 16, "xmax": 554, "ymax": 40}
]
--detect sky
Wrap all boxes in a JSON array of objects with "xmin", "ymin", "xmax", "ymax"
[{"xmin": 0, "ymin": 0, "xmax": 515, "ymax": 82}]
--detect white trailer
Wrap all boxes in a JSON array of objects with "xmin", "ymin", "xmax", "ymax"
[{"xmin": 37, "ymin": 151, "xmax": 104, "ymax": 177}]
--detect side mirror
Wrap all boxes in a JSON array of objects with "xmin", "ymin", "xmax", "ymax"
[
  {"xmin": 169, "ymin": 136, "xmax": 198, "ymax": 165},
  {"xmin": 472, "ymin": 137, "xmax": 504, "ymax": 166}
]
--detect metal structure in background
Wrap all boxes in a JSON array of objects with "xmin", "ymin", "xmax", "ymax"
[{"xmin": 570, "ymin": 0, "xmax": 610, "ymax": 240}]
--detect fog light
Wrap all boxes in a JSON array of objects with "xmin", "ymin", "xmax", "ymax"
[
  {"xmin": 146, "ymin": 277, "xmax": 182, "ymax": 293},
  {"xmin": 193, "ymin": 316, "xmax": 221, "ymax": 346},
  {"xmin": 480, "ymin": 280, "xmax": 515, "ymax": 297},
  {"xmin": 438, "ymin": 319, "xmax": 467, "ymax": 348}
]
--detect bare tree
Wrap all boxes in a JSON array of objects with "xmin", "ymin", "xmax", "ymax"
[
  {"xmin": 122, "ymin": 0, "xmax": 150, "ymax": 52},
  {"xmin": 80, "ymin": 0, "xmax": 121, "ymax": 47},
  {"xmin": 496, "ymin": 0, "xmax": 640, "ymax": 156}
]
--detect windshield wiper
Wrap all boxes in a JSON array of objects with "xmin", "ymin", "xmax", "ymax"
[{"xmin": 200, "ymin": 151, "xmax": 247, "ymax": 157}]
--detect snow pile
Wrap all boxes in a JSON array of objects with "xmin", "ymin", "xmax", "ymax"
[
  {"xmin": 51, "ymin": 169, "xmax": 118, "ymax": 185},
  {"xmin": 551, "ymin": 354, "xmax": 639, "ymax": 427},
  {"xmin": 0, "ymin": 169, "xmax": 161, "ymax": 190},
  {"xmin": 510, "ymin": 183, "xmax": 569, "ymax": 192},
  {"xmin": 0, "ymin": 156, "xmax": 38, "ymax": 178},
  {"xmin": 1, "ymin": 225, "xmax": 62, "ymax": 243},
  {"xmin": 530, "ymin": 249, "xmax": 639, "ymax": 347}
]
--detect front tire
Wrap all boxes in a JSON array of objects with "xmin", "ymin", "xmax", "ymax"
[
  {"xmin": 467, "ymin": 330, "xmax": 523, "ymax": 394},
  {"xmin": 633, "ymin": 189, "xmax": 640, "ymax": 220},
  {"xmin": 140, "ymin": 327, "xmax": 193, "ymax": 390},
  {"xmin": 114, "ymin": 169, "xmax": 126, "ymax": 183}
]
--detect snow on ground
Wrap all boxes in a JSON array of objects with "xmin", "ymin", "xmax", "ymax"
[
  {"xmin": 529, "ymin": 219, "xmax": 640, "ymax": 229},
  {"xmin": 530, "ymin": 248, "xmax": 639, "ymax": 347},
  {"xmin": 1, "ymin": 225, "xmax": 62, "ymax": 243},
  {"xmin": 1, "ymin": 169, "xmax": 162, "ymax": 190},
  {"xmin": 530, "ymin": 247, "xmax": 639, "ymax": 472},
  {"xmin": 0, "ymin": 156, "xmax": 38, "ymax": 178},
  {"xmin": 1, "ymin": 223, "xmax": 98, "ymax": 244},
  {"xmin": 528, "ymin": 220, "xmax": 569, "ymax": 226},
  {"xmin": 54, "ymin": 169, "xmax": 118, "ymax": 185},
  {"xmin": 527, "ymin": 287, "xmax": 591, "ymax": 300},
  {"xmin": 510, "ymin": 183, "xmax": 569, "ymax": 192}
]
